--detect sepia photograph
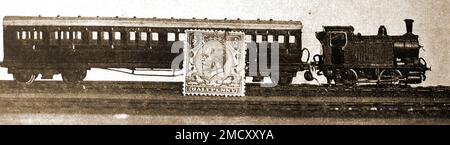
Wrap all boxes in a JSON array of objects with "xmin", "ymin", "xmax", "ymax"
[{"xmin": 0, "ymin": 0, "xmax": 449, "ymax": 143}]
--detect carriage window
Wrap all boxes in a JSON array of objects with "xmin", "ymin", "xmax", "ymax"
[
  {"xmin": 152, "ymin": 33, "xmax": 159, "ymax": 41},
  {"xmin": 92, "ymin": 31, "xmax": 98, "ymax": 40},
  {"xmin": 289, "ymin": 36, "xmax": 296, "ymax": 43},
  {"xmin": 73, "ymin": 31, "xmax": 82, "ymax": 40},
  {"xmin": 168, "ymin": 33, "xmax": 175, "ymax": 41},
  {"xmin": 267, "ymin": 35, "xmax": 273, "ymax": 43},
  {"xmin": 256, "ymin": 35, "xmax": 262, "ymax": 43},
  {"xmin": 33, "ymin": 31, "xmax": 38, "ymax": 40},
  {"xmin": 34, "ymin": 31, "xmax": 42, "ymax": 40},
  {"xmin": 103, "ymin": 32, "xmax": 109, "ymax": 40},
  {"xmin": 28, "ymin": 31, "xmax": 31, "ymax": 39},
  {"xmin": 329, "ymin": 33, "xmax": 347, "ymax": 48},
  {"xmin": 22, "ymin": 31, "xmax": 27, "ymax": 39},
  {"xmin": 66, "ymin": 31, "xmax": 70, "ymax": 39},
  {"xmin": 130, "ymin": 32, "xmax": 136, "ymax": 40},
  {"xmin": 62, "ymin": 31, "xmax": 66, "ymax": 39},
  {"xmin": 77, "ymin": 31, "xmax": 82, "ymax": 40},
  {"xmin": 140, "ymin": 32, "xmax": 147, "ymax": 40},
  {"xmin": 54, "ymin": 32, "xmax": 59, "ymax": 40},
  {"xmin": 61, "ymin": 31, "xmax": 69, "ymax": 39},
  {"xmin": 178, "ymin": 33, "xmax": 186, "ymax": 41},
  {"xmin": 16, "ymin": 32, "xmax": 20, "ymax": 39},
  {"xmin": 244, "ymin": 35, "xmax": 252, "ymax": 43},
  {"xmin": 61, "ymin": 31, "xmax": 65, "ymax": 39},
  {"xmin": 278, "ymin": 35, "xmax": 284, "ymax": 43},
  {"xmin": 114, "ymin": 32, "xmax": 121, "ymax": 40}
]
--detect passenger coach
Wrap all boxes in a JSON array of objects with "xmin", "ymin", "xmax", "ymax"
[{"xmin": 1, "ymin": 16, "xmax": 307, "ymax": 85}]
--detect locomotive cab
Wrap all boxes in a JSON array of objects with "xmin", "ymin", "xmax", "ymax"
[{"xmin": 315, "ymin": 26, "xmax": 354, "ymax": 67}]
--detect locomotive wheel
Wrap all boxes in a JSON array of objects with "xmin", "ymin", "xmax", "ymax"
[
  {"xmin": 13, "ymin": 73, "xmax": 37, "ymax": 85},
  {"xmin": 325, "ymin": 77, "xmax": 333, "ymax": 86},
  {"xmin": 343, "ymin": 69, "xmax": 358, "ymax": 86},
  {"xmin": 62, "ymin": 69, "xmax": 87, "ymax": 83},
  {"xmin": 324, "ymin": 70, "xmax": 334, "ymax": 86},
  {"xmin": 378, "ymin": 69, "xmax": 402, "ymax": 86},
  {"xmin": 333, "ymin": 70, "xmax": 344, "ymax": 86}
]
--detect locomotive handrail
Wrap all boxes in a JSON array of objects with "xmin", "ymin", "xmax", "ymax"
[
  {"xmin": 312, "ymin": 54, "xmax": 323, "ymax": 66},
  {"xmin": 301, "ymin": 48, "xmax": 310, "ymax": 63},
  {"xmin": 419, "ymin": 57, "xmax": 430, "ymax": 70},
  {"xmin": 312, "ymin": 55, "xmax": 319, "ymax": 63}
]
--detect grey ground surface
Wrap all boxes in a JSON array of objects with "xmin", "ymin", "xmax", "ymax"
[
  {"xmin": 1, "ymin": 95, "xmax": 449, "ymax": 125},
  {"xmin": 1, "ymin": 114, "xmax": 450, "ymax": 125},
  {"xmin": 0, "ymin": 81, "xmax": 449, "ymax": 125}
]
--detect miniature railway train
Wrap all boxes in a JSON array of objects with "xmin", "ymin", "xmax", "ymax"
[{"xmin": 0, "ymin": 16, "xmax": 430, "ymax": 86}]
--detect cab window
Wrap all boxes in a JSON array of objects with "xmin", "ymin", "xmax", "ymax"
[{"xmin": 329, "ymin": 32, "xmax": 347, "ymax": 48}]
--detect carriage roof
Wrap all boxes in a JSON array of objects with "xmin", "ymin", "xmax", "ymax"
[{"xmin": 3, "ymin": 16, "xmax": 303, "ymax": 30}]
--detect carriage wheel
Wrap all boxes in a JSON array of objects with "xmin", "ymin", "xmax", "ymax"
[
  {"xmin": 378, "ymin": 69, "xmax": 402, "ymax": 86},
  {"xmin": 343, "ymin": 69, "xmax": 358, "ymax": 86},
  {"xmin": 62, "ymin": 69, "xmax": 87, "ymax": 83},
  {"xmin": 180, "ymin": 60, "xmax": 184, "ymax": 70},
  {"xmin": 278, "ymin": 73, "xmax": 294, "ymax": 86},
  {"xmin": 13, "ymin": 73, "xmax": 37, "ymax": 85}
]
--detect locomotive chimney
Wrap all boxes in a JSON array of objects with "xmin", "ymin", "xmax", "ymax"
[{"xmin": 404, "ymin": 19, "xmax": 414, "ymax": 34}]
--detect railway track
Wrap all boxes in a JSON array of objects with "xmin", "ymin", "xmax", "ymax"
[
  {"xmin": 0, "ymin": 81, "xmax": 449, "ymax": 97},
  {"xmin": 0, "ymin": 81, "xmax": 449, "ymax": 118},
  {"xmin": 0, "ymin": 94, "xmax": 449, "ymax": 118}
]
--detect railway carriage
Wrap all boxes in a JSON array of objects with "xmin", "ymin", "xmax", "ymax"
[{"xmin": 1, "ymin": 16, "xmax": 307, "ymax": 85}]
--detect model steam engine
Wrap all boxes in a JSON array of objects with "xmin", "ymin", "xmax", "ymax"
[{"xmin": 311, "ymin": 19, "xmax": 430, "ymax": 86}]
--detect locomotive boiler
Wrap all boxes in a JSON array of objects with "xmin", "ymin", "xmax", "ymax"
[{"xmin": 312, "ymin": 19, "xmax": 430, "ymax": 86}]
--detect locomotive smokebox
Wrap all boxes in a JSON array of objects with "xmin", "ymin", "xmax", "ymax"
[
  {"xmin": 405, "ymin": 19, "xmax": 414, "ymax": 34},
  {"xmin": 394, "ymin": 19, "xmax": 420, "ymax": 59}
]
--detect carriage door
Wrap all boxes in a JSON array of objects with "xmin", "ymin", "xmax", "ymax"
[
  {"xmin": 112, "ymin": 28, "xmax": 126, "ymax": 62},
  {"xmin": 32, "ymin": 28, "xmax": 47, "ymax": 62},
  {"xmin": 16, "ymin": 29, "xmax": 34, "ymax": 61},
  {"xmin": 136, "ymin": 30, "xmax": 150, "ymax": 63},
  {"xmin": 99, "ymin": 30, "xmax": 114, "ymax": 61},
  {"xmin": 329, "ymin": 32, "xmax": 347, "ymax": 65},
  {"xmin": 69, "ymin": 29, "xmax": 83, "ymax": 63},
  {"xmin": 166, "ymin": 30, "xmax": 179, "ymax": 68},
  {"xmin": 127, "ymin": 29, "xmax": 138, "ymax": 62},
  {"xmin": 59, "ymin": 29, "xmax": 73, "ymax": 63}
]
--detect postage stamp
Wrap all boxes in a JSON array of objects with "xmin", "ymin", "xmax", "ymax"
[{"xmin": 183, "ymin": 30, "xmax": 246, "ymax": 97}]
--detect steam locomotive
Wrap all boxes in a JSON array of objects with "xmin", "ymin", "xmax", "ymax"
[
  {"xmin": 311, "ymin": 19, "xmax": 430, "ymax": 86},
  {"xmin": 0, "ymin": 16, "xmax": 429, "ymax": 86}
]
